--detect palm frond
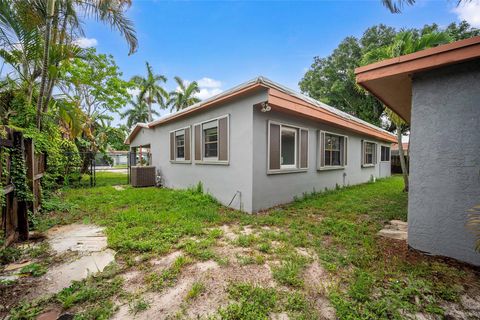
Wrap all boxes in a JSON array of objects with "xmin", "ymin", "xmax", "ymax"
[{"xmin": 381, "ymin": 0, "xmax": 416, "ymax": 13}]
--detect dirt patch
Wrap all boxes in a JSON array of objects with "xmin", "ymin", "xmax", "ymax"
[
  {"xmin": 303, "ymin": 261, "xmax": 337, "ymax": 319},
  {"xmin": 378, "ymin": 220, "xmax": 408, "ymax": 241},
  {"xmin": 113, "ymin": 185, "xmax": 125, "ymax": 191},
  {"xmin": 218, "ymin": 225, "xmax": 237, "ymax": 242},
  {"xmin": 150, "ymin": 250, "xmax": 183, "ymax": 269}
]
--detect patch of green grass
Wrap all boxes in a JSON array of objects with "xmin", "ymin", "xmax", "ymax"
[
  {"xmin": 217, "ymin": 283, "xmax": 277, "ymax": 319},
  {"xmin": 272, "ymin": 255, "xmax": 308, "ymax": 288},
  {"xmin": 26, "ymin": 242, "xmax": 50, "ymax": 259},
  {"xmin": 146, "ymin": 256, "xmax": 192, "ymax": 291},
  {"xmin": 20, "ymin": 263, "xmax": 47, "ymax": 277},
  {"xmin": 257, "ymin": 242, "xmax": 272, "ymax": 253},
  {"xmin": 235, "ymin": 234, "xmax": 257, "ymax": 247},
  {"xmin": 34, "ymin": 175, "xmax": 475, "ymax": 319},
  {"xmin": 236, "ymin": 253, "xmax": 265, "ymax": 266},
  {"xmin": 0, "ymin": 245, "xmax": 22, "ymax": 266},
  {"xmin": 8, "ymin": 301, "xmax": 44, "ymax": 320},
  {"xmin": 57, "ymin": 186, "xmax": 222, "ymax": 255},
  {"xmin": 186, "ymin": 282, "xmax": 206, "ymax": 301},
  {"xmin": 129, "ymin": 296, "xmax": 150, "ymax": 314},
  {"xmin": 57, "ymin": 275, "xmax": 123, "ymax": 309},
  {"xmin": 73, "ymin": 300, "xmax": 118, "ymax": 320},
  {"xmin": 86, "ymin": 171, "xmax": 128, "ymax": 187}
]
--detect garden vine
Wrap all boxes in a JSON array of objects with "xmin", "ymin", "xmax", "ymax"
[{"xmin": 11, "ymin": 137, "xmax": 33, "ymax": 203}]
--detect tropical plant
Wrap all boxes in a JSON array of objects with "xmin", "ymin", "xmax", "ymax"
[
  {"xmin": 122, "ymin": 96, "xmax": 159, "ymax": 128},
  {"xmin": 131, "ymin": 62, "xmax": 168, "ymax": 122},
  {"xmin": 381, "ymin": 0, "xmax": 472, "ymax": 13},
  {"xmin": 361, "ymin": 30, "xmax": 452, "ymax": 191},
  {"xmin": 0, "ymin": 0, "xmax": 138, "ymax": 129},
  {"xmin": 168, "ymin": 76, "xmax": 201, "ymax": 112}
]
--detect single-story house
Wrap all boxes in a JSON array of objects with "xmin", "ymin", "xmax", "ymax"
[
  {"xmin": 125, "ymin": 76, "xmax": 396, "ymax": 213},
  {"xmin": 355, "ymin": 36, "xmax": 480, "ymax": 266}
]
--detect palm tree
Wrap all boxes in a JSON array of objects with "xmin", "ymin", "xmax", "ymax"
[
  {"xmin": 0, "ymin": 0, "xmax": 138, "ymax": 128},
  {"xmin": 382, "ymin": 0, "xmax": 470, "ymax": 13},
  {"xmin": 121, "ymin": 96, "xmax": 159, "ymax": 128},
  {"xmin": 131, "ymin": 62, "xmax": 168, "ymax": 122},
  {"xmin": 36, "ymin": 0, "xmax": 55, "ymax": 129},
  {"xmin": 361, "ymin": 31, "xmax": 451, "ymax": 191},
  {"xmin": 168, "ymin": 76, "xmax": 201, "ymax": 112}
]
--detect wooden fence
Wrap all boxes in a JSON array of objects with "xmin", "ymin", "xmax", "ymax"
[{"xmin": 1, "ymin": 127, "xmax": 45, "ymax": 246}]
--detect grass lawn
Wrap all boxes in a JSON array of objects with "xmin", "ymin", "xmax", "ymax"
[{"xmin": 3, "ymin": 174, "xmax": 478, "ymax": 319}]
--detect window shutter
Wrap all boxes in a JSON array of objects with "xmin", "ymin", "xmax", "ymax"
[
  {"xmin": 319, "ymin": 131, "xmax": 325, "ymax": 169},
  {"xmin": 300, "ymin": 129, "xmax": 308, "ymax": 169},
  {"xmin": 218, "ymin": 116, "xmax": 229, "ymax": 161},
  {"xmin": 184, "ymin": 127, "xmax": 191, "ymax": 161},
  {"xmin": 269, "ymin": 122, "xmax": 281, "ymax": 170},
  {"xmin": 361, "ymin": 140, "xmax": 365, "ymax": 166},
  {"xmin": 374, "ymin": 143, "xmax": 378, "ymax": 164},
  {"xmin": 343, "ymin": 136, "xmax": 348, "ymax": 166},
  {"xmin": 194, "ymin": 124, "xmax": 202, "ymax": 161},
  {"xmin": 170, "ymin": 132, "xmax": 175, "ymax": 161}
]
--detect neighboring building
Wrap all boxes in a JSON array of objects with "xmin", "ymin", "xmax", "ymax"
[
  {"xmin": 355, "ymin": 36, "xmax": 480, "ymax": 266},
  {"xmin": 95, "ymin": 150, "xmax": 129, "ymax": 167},
  {"xmin": 126, "ymin": 77, "xmax": 395, "ymax": 213},
  {"xmin": 391, "ymin": 142, "xmax": 409, "ymax": 174}
]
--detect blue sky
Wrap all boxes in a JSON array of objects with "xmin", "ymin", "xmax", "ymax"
[{"xmin": 78, "ymin": 0, "xmax": 479, "ymax": 124}]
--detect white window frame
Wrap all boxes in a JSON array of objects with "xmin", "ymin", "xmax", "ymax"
[
  {"xmin": 194, "ymin": 114, "xmax": 230, "ymax": 165},
  {"xmin": 169, "ymin": 126, "xmax": 191, "ymax": 164},
  {"xmin": 280, "ymin": 126, "xmax": 298, "ymax": 170},
  {"xmin": 380, "ymin": 145, "xmax": 391, "ymax": 162},
  {"xmin": 267, "ymin": 120, "xmax": 308, "ymax": 174},
  {"xmin": 362, "ymin": 140, "xmax": 377, "ymax": 167},
  {"xmin": 318, "ymin": 130, "xmax": 348, "ymax": 171}
]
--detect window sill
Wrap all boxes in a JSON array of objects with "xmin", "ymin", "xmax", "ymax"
[
  {"xmin": 318, "ymin": 166, "xmax": 345, "ymax": 171},
  {"xmin": 195, "ymin": 161, "xmax": 229, "ymax": 166},
  {"xmin": 267, "ymin": 168, "xmax": 308, "ymax": 175},
  {"xmin": 361, "ymin": 164, "xmax": 375, "ymax": 168},
  {"xmin": 170, "ymin": 160, "xmax": 191, "ymax": 164}
]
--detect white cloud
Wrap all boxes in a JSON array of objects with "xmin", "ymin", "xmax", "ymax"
[
  {"xmin": 196, "ymin": 88, "xmax": 223, "ymax": 100},
  {"xmin": 194, "ymin": 77, "xmax": 223, "ymax": 100},
  {"xmin": 74, "ymin": 37, "xmax": 98, "ymax": 48},
  {"xmin": 453, "ymin": 0, "xmax": 480, "ymax": 28},
  {"xmin": 197, "ymin": 77, "xmax": 222, "ymax": 88}
]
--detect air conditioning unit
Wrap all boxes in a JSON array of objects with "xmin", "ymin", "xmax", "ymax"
[{"xmin": 130, "ymin": 166, "xmax": 156, "ymax": 187}]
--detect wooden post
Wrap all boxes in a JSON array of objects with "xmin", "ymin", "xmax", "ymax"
[{"xmin": 24, "ymin": 138, "xmax": 37, "ymax": 214}]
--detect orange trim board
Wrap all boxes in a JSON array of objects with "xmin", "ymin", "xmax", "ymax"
[{"xmin": 267, "ymin": 88, "xmax": 396, "ymax": 143}]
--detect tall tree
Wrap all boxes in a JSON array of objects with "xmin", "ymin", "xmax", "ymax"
[
  {"xmin": 299, "ymin": 25, "xmax": 396, "ymax": 126},
  {"xmin": 131, "ymin": 62, "xmax": 168, "ymax": 122},
  {"xmin": 299, "ymin": 22, "xmax": 479, "ymax": 128},
  {"xmin": 58, "ymin": 48, "xmax": 132, "ymax": 120},
  {"xmin": 168, "ymin": 76, "xmax": 201, "ymax": 112},
  {"xmin": 121, "ymin": 96, "xmax": 159, "ymax": 128},
  {"xmin": 361, "ymin": 30, "xmax": 452, "ymax": 191},
  {"xmin": 0, "ymin": 0, "xmax": 138, "ymax": 129}
]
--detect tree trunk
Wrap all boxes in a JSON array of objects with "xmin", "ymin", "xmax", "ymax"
[
  {"xmin": 147, "ymin": 95, "xmax": 153, "ymax": 122},
  {"xmin": 43, "ymin": 9, "xmax": 67, "ymax": 113},
  {"xmin": 36, "ymin": 0, "xmax": 55, "ymax": 129},
  {"xmin": 397, "ymin": 129, "xmax": 409, "ymax": 192}
]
